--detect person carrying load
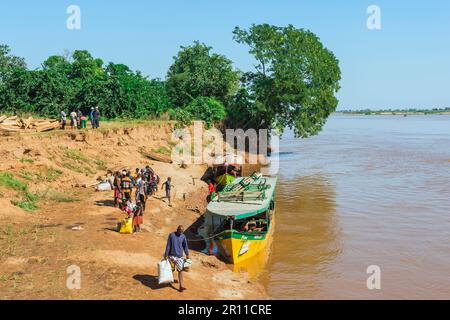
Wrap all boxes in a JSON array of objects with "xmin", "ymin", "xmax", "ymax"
[
  {"xmin": 163, "ymin": 225, "xmax": 190, "ymax": 292},
  {"xmin": 118, "ymin": 199, "xmax": 135, "ymax": 234}
]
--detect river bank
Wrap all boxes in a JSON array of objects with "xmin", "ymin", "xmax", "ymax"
[
  {"xmin": 336, "ymin": 111, "xmax": 450, "ymax": 116},
  {"xmin": 0, "ymin": 122, "xmax": 268, "ymax": 299}
]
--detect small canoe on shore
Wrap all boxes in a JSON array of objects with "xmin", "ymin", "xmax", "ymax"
[{"xmin": 203, "ymin": 173, "xmax": 277, "ymax": 264}]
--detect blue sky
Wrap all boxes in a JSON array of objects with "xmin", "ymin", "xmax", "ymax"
[{"xmin": 0, "ymin": 0, "xmax": 449, "ymax": 110}]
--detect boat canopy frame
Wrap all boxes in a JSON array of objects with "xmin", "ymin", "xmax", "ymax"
[{"xmin": 206, "ymin": 176, "xmax": 277, "ymax": 220}]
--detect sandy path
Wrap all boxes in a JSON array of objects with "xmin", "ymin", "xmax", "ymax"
[
  {"xmin": 0, "ymin": 167, "xmax": 267, "ymax": 300},
  {"xmin": 0, "ymin": 122, "xmax": 268, "ymax": 299}
]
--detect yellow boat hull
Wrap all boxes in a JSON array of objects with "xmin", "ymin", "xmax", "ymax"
[{"xmin": 217, "ymin": 216, "xmax": 274, "ymax": 264}]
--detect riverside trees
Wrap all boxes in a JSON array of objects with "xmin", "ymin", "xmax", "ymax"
[
  {"xmin": 0, "ymin": 47, "xmax": 170, "ymax": 119},
  {"xmin": 167, "ymin": 24, "xmax": 341, "ymax": 138},
  {"xmin": 0, "ymin": 24, "xmax": 341, "ymax": 138}
]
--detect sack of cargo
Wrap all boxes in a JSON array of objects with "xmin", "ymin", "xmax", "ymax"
[
  {"xmin": 97, "ymin": 182, "xmax": 112, "ymax": 191},
  {"xmin": 119, "ymin": 217, "xmax": 133, "ymax": 234},
  {"xmin": 158, "ymin": 260, "xmax": 174, "ymax": 284}
]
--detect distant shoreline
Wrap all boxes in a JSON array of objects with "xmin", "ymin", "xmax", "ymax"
[{"xmin": 335, "ymin": 110, "xmax": 450, "ymax": 116}]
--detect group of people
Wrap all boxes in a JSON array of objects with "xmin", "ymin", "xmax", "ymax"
[
  {"xmin": 112, "ymin": 167, "xmax": 189, "ymax": 292},
  {"xmin": 60, "ymin": 107, "xmax": 100, "ymax": 130},
  {"xmin": 112, "ymin": 166, "xmax": 174, "ymax": 234}
]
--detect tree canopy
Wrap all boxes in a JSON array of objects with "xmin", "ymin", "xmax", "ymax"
[
  {"xmin": 231, "ymin": 24, "xmax": 341, "ymax": 138},
  {"xmin": 0, "ymin": 44, "xmax": 26, "ymax": 81},
  {"xmin": 0, "ymin": 24, "xmax": 341, "ymax": 137},
  {"xmin": 0, "ymin": 46, "xmax": 171, "ymax": 118},
  {"xmin": 185, "ymin": 97, "xmax": 226, "ymax": 129},
  {"xmin": 166, "ymin": 41, "xmax": 240, "ymax": 108}
]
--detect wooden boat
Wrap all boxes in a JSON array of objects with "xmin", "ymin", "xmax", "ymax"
[{"xmin": 203, "ymin": 172, "xmax": 277, "ymax": 264}]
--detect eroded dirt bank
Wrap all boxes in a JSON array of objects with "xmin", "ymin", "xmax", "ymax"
[{"xmin": 0, "ymin": 123, "xmax": 268, "ymax": 300}]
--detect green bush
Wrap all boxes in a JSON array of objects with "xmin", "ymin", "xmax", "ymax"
[
  {"xmin": 173, "ymin": 109, "xmax": 194, "ymax": 129},
  {"xmin": 0, "ymin": 172, "xmax": 40, "ymax": 211},
  {"xmin": 11, "ymin": 198, "xmax": 38, "ymax": 212},
  {"xmin": 185, "ymin": 97, "xmax": 226, "ymax": 129}
]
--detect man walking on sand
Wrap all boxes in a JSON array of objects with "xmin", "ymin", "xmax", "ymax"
[
  {"xmin": 164, "ymin": 225, "xmax": 189, "ymax": 292},
  {"xmin": 162, "ymin": 177, "xmax": 173, "ymax": 206}
]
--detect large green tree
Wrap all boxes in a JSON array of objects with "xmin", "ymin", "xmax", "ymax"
[
  {"xmin": 0, "ymin": 45, "xmax": 26, "ymax": 81},
  {"xmin": 231, "ymin": 24, "xmax": 341, "ymax": 138},
  {"xmin": 166, "ymin": 41, "xmax": 240, "ymax": 108},
  {"xmin": 0, "ymin": 45, "xmax": 28, "ymax": 112},
  {"xmin": 103, "ymin": 63, "xmax": 170, "ymax": 118}
]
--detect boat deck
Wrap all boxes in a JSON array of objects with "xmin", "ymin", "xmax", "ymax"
[{"xmin": 206, "ymin": 176, "xmax": 277, "ymax": 219}]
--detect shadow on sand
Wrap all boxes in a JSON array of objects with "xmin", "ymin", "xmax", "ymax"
[
  {"xmin": 95, "ymin": 199, "xmax": 116, "ymax": 207},
  {"xmin": 133, "ymin": 274, "xmax": 178, "ymax": 291},
  {"xmin": 184, "ymin": 215, "xmax": 208, "ymax": 252}
]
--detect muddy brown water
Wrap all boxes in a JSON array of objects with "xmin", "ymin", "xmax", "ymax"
[{"xmin": 237, "ymin": 115, "xmax": 450, "ymax": 299}]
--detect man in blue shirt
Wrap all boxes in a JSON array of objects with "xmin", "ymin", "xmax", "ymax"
[{"xmin": 164, "ymin": 225, "xmax": 190, "ymax": 292}]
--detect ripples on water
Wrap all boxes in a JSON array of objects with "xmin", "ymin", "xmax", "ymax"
[{"xmin": 256, "ymin": 115, "xmax": 450, "ymax": 299}]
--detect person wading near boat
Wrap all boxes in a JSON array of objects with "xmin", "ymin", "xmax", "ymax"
[
  {"xmin": 163, "ymin": 225, "xmax": 190, "ymax": 292},
  {"xmin": 162, "ymin": 177, "xmax": 173, "ymax": 206}
]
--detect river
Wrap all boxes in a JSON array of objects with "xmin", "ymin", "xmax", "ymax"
[{"xmin": 240, "ymin": 115, "xmax": 450, "ymax": 299}]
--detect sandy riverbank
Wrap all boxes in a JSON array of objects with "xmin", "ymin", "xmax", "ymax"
[{"xmin": 0, "ymin": 122, "xmax": 268, "ymax": 300}]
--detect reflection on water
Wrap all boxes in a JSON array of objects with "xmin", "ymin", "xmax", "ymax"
[
  {"xmin": 229, "ymin": 174, "xmax": 341, "ymax": 299},
  {"xmin": 258, "ymin": 175, "xmax": 341, "ymax": 299},
  {"xmin": 229, "ymin": 241, "xmax": 272, "ymax": 279}
]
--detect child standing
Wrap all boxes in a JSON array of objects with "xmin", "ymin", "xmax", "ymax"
[
  {"xmin": 162, "ymin": 177, "xmax": 173, "ymax": 207},
  {"xmin": 132, "ymin": 201, "xmax": 143, "ymax": 234}
]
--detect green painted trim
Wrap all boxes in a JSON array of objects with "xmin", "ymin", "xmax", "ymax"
[
  {"xmin": 217, "ymin": 230, "xmax": 267, "ymax": 241},
  {"xmin": 233, "ymin": 195, "xmax": 275, "ymax": 220},
  {"xmin": 235, "ymin": 208, "xmax": 268, "ymax": 220}
]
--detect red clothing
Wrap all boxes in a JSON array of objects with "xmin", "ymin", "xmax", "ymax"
[
  {"xmin": 208, "ymin": 183, "xmax": 215, "ymax": 194},
  {"xmin": 114, "ymin": 187, "xmax": 121, "ymax": 199}
]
